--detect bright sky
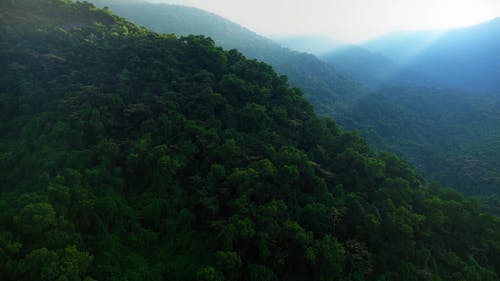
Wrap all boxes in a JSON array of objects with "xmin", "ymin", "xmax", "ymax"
[{"xmin": 146, "ymin": 0, "xmax": 500, "ymax": 43}]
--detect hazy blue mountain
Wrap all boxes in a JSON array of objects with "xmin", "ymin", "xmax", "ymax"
[
  {"xmin": 273, "ymin": 35, "xmax": 342, "ymax": 55},
  {"xmin": 319, "ymin": 45, "xmax": 435, "ymax": 88},
  {"xmin": 318, "ymin": 26, "xmax": 500, "ymax": 195},
  {"xmin": 361, "ymin": 30, "xmax": 445, "ymax": 64},
  {"xmin": 317, "ymin": 23, "xmax": 500, "ymax": 195},
  {"xmin": 362, "ymin": 18, "xmax": 500, "ymax": 94}
]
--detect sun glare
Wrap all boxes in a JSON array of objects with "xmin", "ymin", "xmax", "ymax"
[{"xmin": 423, "ymin": 1, "xmax": 495, "ymax": 29}]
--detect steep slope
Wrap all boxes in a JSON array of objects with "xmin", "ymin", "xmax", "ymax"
[
  {"xmin": 2, "ymin": 0, "xmax": 500, "ymax": 280},
  {"xmin": 356, "ymin": 84, "xmax": 500, "ymax": 195}
]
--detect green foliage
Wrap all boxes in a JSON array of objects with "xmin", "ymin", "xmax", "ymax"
[
  {"xmin": 1, "ymin": 1, "xmax": 500, "ymax": 281},
  {"xmin": 88, "ymin": 0, "xmax": 500, "ymax": 201}
]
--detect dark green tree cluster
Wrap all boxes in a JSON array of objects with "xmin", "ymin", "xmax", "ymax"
[{"xmin": 1, "ymin": 1, "xmax": 500, "ymax": 280}]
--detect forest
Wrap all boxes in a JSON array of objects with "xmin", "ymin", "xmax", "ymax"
[
  {"xmin": 1, "ymin": 0, "xmax": 500, "ymax": 280},
  {"xmin": 88, "ymin": 0, "xmax": 500, "ymax": 203}
]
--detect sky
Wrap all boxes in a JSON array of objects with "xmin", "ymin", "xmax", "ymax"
[{"xmin": 145, "ymin": 0, "xmax": 500, "ymax": 43}]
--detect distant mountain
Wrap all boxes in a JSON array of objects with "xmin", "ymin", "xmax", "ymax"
[
  {"xmin": 362, "ymin": 18, "xmax": 500, "ymax": 94},
  {"xmin": 319, "ymin": 45, "xmax": 435, "ymax": 88},
  {"xmin": 315, "ymin": 26, "xmax": 500, "ymax": 196},
  {"xmin": 361, "ymin": 30, "xmax": 445, "ymax": 64},
  {"xmin": 273, "ymin": 35, "xmax": 342, "ymax": 55}
]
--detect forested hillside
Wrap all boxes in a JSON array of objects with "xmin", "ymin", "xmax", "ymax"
[
  {"xmin": 2, "ymin": 0, "xmax": 500, "ymax": 280},
  {"xmin": 87, "ymin": 0, "xmax": 500, "ymax": 199}
]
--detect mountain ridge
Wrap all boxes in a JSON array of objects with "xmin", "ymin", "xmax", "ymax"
[
  {"xmin": 88, "ymin": 0, "xmax": 500, "ymax": 197},
  {"xmin": 88, "ymin": 0, "xmax": 376, "ymax": 115}
]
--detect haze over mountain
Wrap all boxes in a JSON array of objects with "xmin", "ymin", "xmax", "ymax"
[
  {"xmin": 360, "ymin": 18, "xmax": 500, "ymax": 94},
  {"xmin": 320, "ymin": 46, "xmax": 434, "ymax": 88},
  {"xmin": 361, "ymin": 30, "xmax": 446, "ymax": 64}
]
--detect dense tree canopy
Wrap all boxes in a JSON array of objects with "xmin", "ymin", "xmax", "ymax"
[
  {"xmin": 1, "ymin": 0, "xmax": 500, "ymax": 280},
  {"xmin": 88, "ymin": 0, "xmax": 500, "ymax": 200}
]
